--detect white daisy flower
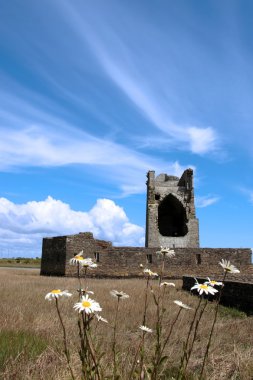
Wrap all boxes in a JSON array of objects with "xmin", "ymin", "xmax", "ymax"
[
  {"xmin": 139, "ymin": 264, "xmax": 144, "ymax": 268},
  {"xmin": 139, "ymin": 325, "xmax": 153, "ymax": 333},
  {"xmin": 45, "ymin": 289, "xmax": 72, "ymax": 301},
  {"xmin": 69, "ymin": 252, "xmax": 85, "ymax": 265},
  {"xmin": 95, "ymin": 314, "xmax": 108, "ymax": 323},
  {"xmin": 110, "ymin": 290, "xmax": 129, "ymax": 299},
  {"xmin": 174, "ymin": 300, "xmax": 192, "ymax": 310},
  {"xmin": 143, "ymin": 269, "xmax": 159, "ymax": 277},
  {"xmin": 160, "ymin": 282, "xmax": 176, "ymax": 287},
  {"xmin": 156, "ymin": 246, "xmax": 175, "ymax": 258},
  {"xmin": 191, "ymin": 282, "xmax": 218, "ymax": 296},
  {"xmin": 204, "ymin": 278, "xmax": 223, "ymax": 287},
  {"xmin": 81, "ymin": 258, "xmax": 97, "ymax": 268},
  {"xmin": 73, "ymin": 295, "xmax": 102, "ymax": 314},
  {"xmin": 219, "ymin": 259, "xmax": 240, "ymax": 274}
]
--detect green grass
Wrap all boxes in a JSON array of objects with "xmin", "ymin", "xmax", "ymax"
[
  {"xmin": 0, "ymin": 258, "xmax": 41, "ymax": 268},
  {"xmin": 0, "ymin": 330, "xmax": 48, "ymax": 371},
  {"xmin": 218, "ymin": 305, "xmax": 247, "ymax": 319}
]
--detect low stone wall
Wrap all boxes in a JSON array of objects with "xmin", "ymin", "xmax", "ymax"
[
  {"xmin": 182, "ymin": 276, "xmax": 253, "ymax": 314},
  {"xmin": 65, "ymin": 239, "xmax": 252, "ymax": 278},
  {"xmin": 41, "ymin": 232, "xmax": 252, "ymax": 280}
]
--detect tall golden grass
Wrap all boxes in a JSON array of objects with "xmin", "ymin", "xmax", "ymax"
[{"xmin": 0, "ymin": 268, "xmax": 253, "ymax": 379}]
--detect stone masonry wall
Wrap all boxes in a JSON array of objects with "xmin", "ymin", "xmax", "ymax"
[
  {"xmin": 40, "ymin": 236, "xmax": 67, "ymax": 276},
  {"xmin": 182, "ymin": 276, "xmax": 253, "ymax": 314},
  {"xmin": 40, "ymin": 232, "xmax": 252, "ymax": 279},
  {"xmin": 65, "ymin": 232, "xmax": 112, "ymax": 277},
  {"xmin": 145, "ymin": 169, "xmax": 199, "ymax": 248},
  {"xmin": 74, "ymin": 247, "xmax": 251, "ymax": 279}
]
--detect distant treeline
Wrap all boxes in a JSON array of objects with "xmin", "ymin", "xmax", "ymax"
[{"xmin": 0, "ymin": 257, "xmax": 41, "ymax": 266}]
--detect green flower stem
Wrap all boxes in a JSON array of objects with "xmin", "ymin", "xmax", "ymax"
[
  {"xmin": 85, "ymin": 328, "xmax": 102, "ymax": 380},
  {"xmin": 159, "ymin": 254, "xmax": 165, "ymax": 286},
  {"xmin": 55, "ymin": 298, "xmax": 76, "ymax": 380},
  {"xmin": 112, "ymin": 297, "xmax": 120, "ymax": 379},
  {"xmin": 128, "ymin": 336, "xmax": 143, "ymax": 379},
  {"xmin": 161, "ymin": 307, "xmax": 182, "ymax": 356},
  {"xmin": 77, "ymin": 262, "xmax": 82, "ymax": 298},
  {"xmin": 139, "ymin": 277, "xmax": 150, "ymax": 377},
  {"xmin": 199, "ymin": 272, "xmax": 227, "ymax": 380},
  {"xmin": 142, "ymin": 277, "xmax": 150, "ymax": 327},
  {"xmin": 83, "ymin": 267, "xmax": 88, "ymax": 290},
  {"xmin": 152, "ymin": 291, "xmax": 162, "ymax": 379},
  {"xmin": 77, "ymin": 316, "xmax": 87, "ymax": 379},
  {"xmin": 151, "ymin": 255, "xmax": 170, "ymax": 380},
  {"xmin": 154, "ymin": 307, "xmax": 182, "ymax": 379},
  {"xmin": 177, "ymin": 296, "xmax": 202, "ymax": 380},
  {"xmin": 77, "ymin": 263, "xmax": 88, "ymax": 378},
  {"xmin": 183, "ymin": 299, "xmax": 208, "ymax": 374}
]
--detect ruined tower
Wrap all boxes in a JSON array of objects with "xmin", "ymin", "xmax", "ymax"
[{"xmin": 145, "ymin": 168, "xmax": 199, "ymax": 248}]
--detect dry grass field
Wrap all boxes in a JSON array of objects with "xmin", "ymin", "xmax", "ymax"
[{"xmin": 0, "ymin": 268, "xmax": 253, "ymax": 379}]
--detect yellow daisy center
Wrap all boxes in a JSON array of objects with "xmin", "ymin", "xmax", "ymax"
[
  {"xmin": 75, "ymin": 256, "xmax": 84, "ymax": 260},
  {"xmin": 51, "ymin": 289, "xmax": 61, "ymax": 294},
  {"xmin": 210, "ymin": 281, "xmax": 216, "ymax": 284},
  {"xmin": 82, "ymin": 301, "xmax": 92, "ymax": 308},
  {"xmin": 200, "ymin": 284, "xmax": 208, "ymax": 289}
]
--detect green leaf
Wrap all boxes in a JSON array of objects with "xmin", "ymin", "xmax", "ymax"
[{"xmin": 159, "ymin": 355, "xmax": 169, "ymax": 365}]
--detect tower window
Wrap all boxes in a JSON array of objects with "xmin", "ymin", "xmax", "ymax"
[
  {"xmin": 94, "ymin": 252, "xmax": 100, "ymax": 262},
  {"xmin": 146, "ymin": 254, "xmax": 152, "ymax": 264},
  {"xmin": 196, "ymin": 253, "xmax": 201, "ymax": 265}
]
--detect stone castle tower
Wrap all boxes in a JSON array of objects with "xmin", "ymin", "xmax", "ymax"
[{"xmin": 145, "ymin": 168, "xmax": 199, "ymax": 248}]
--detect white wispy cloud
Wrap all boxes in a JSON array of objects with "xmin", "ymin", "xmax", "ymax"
[
  {"xmin": 186, "ymin": 127, "xmax": 218, "ymax": 155},
  {"xmin": 0, "ymin": 83, "xmax": 191, "ymax": 196},
  {"xmin": 93, "ymin": 49, "xmax": 219, "ymax": 155},
  {"xmin": 58, "ymin": 1, "xmax": 220, "ymax": 156},
  {"xmin": 0, "ymin": 196, "xmax": 145, "ymax": 257},
  {"xmin": 239, "ymin": 187, "xmax": 253, "ymax": 204},
  {"xmin": 0, "ymin": 122, "xmax": 188, "ymax": 196},
  {"xmin": 195, "ymin": 195, "xmax": 220, "ymax": 208},
  {"xmin": 0, "ymin": 0, "xmax": 221, "ymax": 201},
  {"xmin": 0, "ymin": 124, "xmax": 140, "ymax": 169}
]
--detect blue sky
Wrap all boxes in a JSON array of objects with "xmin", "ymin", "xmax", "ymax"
[{"xmin": 0, "ymin": 0, "xmax": 253, "ymax": 257}]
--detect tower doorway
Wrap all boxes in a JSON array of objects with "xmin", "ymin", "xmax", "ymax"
[{"xmin": 158, "ymin": 194, "xmax": 188, "ymax": 237}]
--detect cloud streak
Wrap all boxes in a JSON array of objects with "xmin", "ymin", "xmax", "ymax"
[
  {"xmin": 58, "ymin": 1, "xmax": 220, "ymax": 156},
  {"xmin": 0, "ymin": 86, "xmax": 190, "ymax": 195},
  {"xmin": 0, "ymin": 122, "xmax": 187, "ymax": 196},
  {"xmin": 195, "ymin": 195, "xmax": 220, "ymax": 208},
  {"xmin": 93, "ymin": 49, "xmax": 219, "ymax": 155}
]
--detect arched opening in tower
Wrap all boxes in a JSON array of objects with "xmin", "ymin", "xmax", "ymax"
[{"xmin": 158, "ymin": 194, "xmax": 188, "ymax": 237}]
